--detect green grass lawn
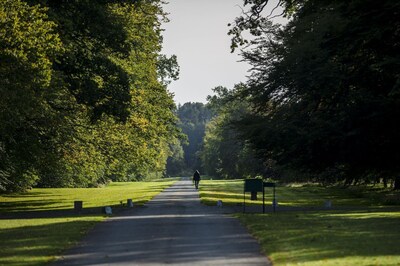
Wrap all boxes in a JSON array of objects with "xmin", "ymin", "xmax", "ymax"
[
  {"xmin": 238, "ymin": 210, "xmax": 400, "ymax": 266},
  {"xmin": 200, "ymin": 179, "xmax": 400, "ymax": 207},
  {"xmin": 200, "ymin": 179, "xmax": 400, "ymax": 266},
  {"xmin": 0, "ymin": 179, "xmax": 176, "ymax": 266},
  {"xmin": 0, "ymin": 216, "xmax": 102, "ymax": 266}
]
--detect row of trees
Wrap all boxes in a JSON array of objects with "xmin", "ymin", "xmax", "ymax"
[
  {"xmin": 200, "ymin": 0, "xmax": 400, "ymax": 187},
  {"xmin": 2, "ymin": 0, "xmax": 398, "ymax": 189},
  {"xmin": 200, "ymin": 86, "xmax": 264, "ymax": 179},
  {"xmin": 166, "ymin": 97, "xmax": 265, "ymax": 180},
  {"xmin": 166, "ymin": 102, "xmax": 212, "ymax": 176},
  {"xmin": 0, "ymin": 0, "xmax": 180, "ymax": 191}
]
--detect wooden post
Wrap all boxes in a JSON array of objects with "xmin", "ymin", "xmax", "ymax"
[
  {"xmin": 127, "ymin": 199, "xmax": 133, "ymax": 208},
  {"xmin": 250, "ymin": 191, "xmax": 257, "ymax": 200},
  {"xmin": 74, "ymin": 201, "xmax": 83, "ymax": 211},
  {"xmin": 263, "ymin": 186, "xmax": 265, "ymax": 213},
  {"xmin": 273, "ymin": 186, "xmax": 276, "ymax": 213}
]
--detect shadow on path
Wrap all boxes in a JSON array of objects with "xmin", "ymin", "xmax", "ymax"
[{"xmin": 53, "ymin": 180, "xmax": 271, "ymax": 265}]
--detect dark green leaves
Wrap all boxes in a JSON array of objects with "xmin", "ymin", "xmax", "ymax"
[
  {"xmin": 0, "ymin": 0, "xmax": 179, "ymax": 191},
  {"xmin": 229, "ymin": 0, "xmax": 400, "ymax": 184}
]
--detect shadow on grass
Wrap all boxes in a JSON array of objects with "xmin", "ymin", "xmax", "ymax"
[
  {"xmin": 200, "ymin": 192, "xmax": 243, "ymax": 200},
  {"xmin": 0, "ymin": 199, "xmax": 62, "ymax": 213},
  {"xmin": 276, "ymin": 186, "xmax": 380, "ymax": 207},
  {"xmin": 1, "ymin": 191, "xmax": 60, "ymax": 198},
  {"xmin": 239, "ymin": 209, "xmax": 400, "ymax": 264},
  {"xmin": 0, "ymin": 182, "xmax": 175, "ymax": 217},
  {"xmin": 0, "ymin": 219, "xmax": 100, "ymax": 266},
  {"xmin": 202, "ymin": 180, "xmax": 397, "ymax": 208},
  {"xmin": 0, "ymin": 203, "xmax": 145, "ymax": 220}
]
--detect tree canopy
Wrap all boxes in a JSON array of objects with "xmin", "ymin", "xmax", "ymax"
[
  {"xmin": 218, "ymin": 0, "xmax": 400, "ymax": 186},
  {"xmin": 174, "ymin": 102, "xmax": 212, "ymax": 174},
  {"xmin": 200, "ymin": 86, "xmax": 265, "ymax": 179},
  {"xmin": 0, "ymin": 0, "xmax": 179, "ymax": 191}
]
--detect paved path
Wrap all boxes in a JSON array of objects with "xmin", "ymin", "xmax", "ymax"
[{"xmin": 54, "ymin": 179, "xmax": 271, "ymax": 265}]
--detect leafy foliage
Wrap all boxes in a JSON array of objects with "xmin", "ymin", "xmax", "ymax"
[
  {"xmin": 229, "ymin": 0, "xmax": 400, "ymax": 185},
  {"xmin": 0, "ymin": 0, "xmax": 179, "ymax": 191},
  {"xmin": 165, "ymin": 137, "xmax": 186, "ymax": 176},
  {"xmin": 173, "ymin": 102, "xmax": 213, "ymax": 173},
  {"xmin": 0, "ymin": 0, "xmax": 65, "ymax": 190},
  {"xmin": 200, "ymin": 86, "xmax": 265, "ymax": 179}
]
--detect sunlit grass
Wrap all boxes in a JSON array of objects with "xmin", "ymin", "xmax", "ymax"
[
  {"xmin": 199, "ymin": 179, "xmax": 400, "ymax": 207},
  {"xmin": 0, "ymin": 178, "xmax": 177, "ymax": 212},
  {"xmin": 0, "ymin": 179, "xmax": 176, "ymax": 266},
  {"xmin": 199, "ymin": 180, "xmax": 246, "ymax": 205},
  {"xmin": 237, "ymin": 210, "xmax": 400, "ymax": 266},
  {"xmin": 200, "ymin": 179, "xmax": 400, "ymax": 265},
  {"xmin": 0, "ymin": 217, "xmax": 102, "ymax": 266}
]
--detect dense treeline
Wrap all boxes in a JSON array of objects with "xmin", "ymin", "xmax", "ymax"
[
  {"xmin": 201, "ymin": 0, "xmax": 400, "ymax": 188},
  {"xmin": 200, "ymin": 86, "xmax": 264, "ymax": 179},
  {"xmin": 166, "ymin": 102, "xmax": 212, "ymax": 176},
  {"xmin": 0, "ymin": 0, "xmax": 179, "ymax": 191}
]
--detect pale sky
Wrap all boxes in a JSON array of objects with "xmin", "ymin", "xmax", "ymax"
[{"xmin": 161, "ymin": 0, "xmax": 285, "ymax": 105}]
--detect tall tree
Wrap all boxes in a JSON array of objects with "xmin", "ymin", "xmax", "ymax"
[
  {"xmin": 0, "ymin": 0, "xmax": 65, "ymax": 190},
  {"xmin": 229, "ymin": 0, "xmax": 400, "ymax": 185},
  {"xmin": 201, "ymin": 86, "xmax": 265, "ymax": 179},
  {"xmin": 0, "ymin": 0, "xmax": 180, "ymax": 191},
  {"xmin": 165, "ymin": 137, "xmax": 186, "ymax": 177},
  {"xmin": 176, "ymin": 102, "xmax": 212, "ymax": 172}
]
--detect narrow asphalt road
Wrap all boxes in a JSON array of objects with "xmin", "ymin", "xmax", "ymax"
[{"xmin": 54, "ymin": 179, "xmax": 271, "ymax": 265}]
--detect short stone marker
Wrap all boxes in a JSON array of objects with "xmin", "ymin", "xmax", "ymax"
[
  {"xmin": 324, "ymin": 200, "xmax": 332, "ymax": 209},
  {"xmin": 74, "ymin": 201, "xmax": 83, "ymax": 211},
  {"xmin": 127, "ymin": 199, "xmax": 134, "ymax": 208},
  {"xmin": 273, "ymin": 198, "xmax": 278, "ymax": 208},
  {"xmin": 103, "ymin": 206, "xmax": 112, "ymax": 215}
]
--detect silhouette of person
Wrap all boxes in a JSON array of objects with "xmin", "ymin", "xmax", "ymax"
[{"xmin": 193, "ymin": 170, "xmax": 201, "ymax": 189}]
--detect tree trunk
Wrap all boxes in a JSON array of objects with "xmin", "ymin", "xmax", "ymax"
[
  {"xmin": 394, "ymin": 176, "xmax": 400, "ymax": 190},
  {"xmin": 344, "ymin": 177, "xmax": 352, "ymax": 187},
  {"xmin": 373, "ymin": 176, "xmax": 380, "ymax": 186}
]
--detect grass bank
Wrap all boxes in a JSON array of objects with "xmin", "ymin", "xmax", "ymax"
[
  {"xmin": 238, "ymin": 210, "xmax": 400, "ymax": 266},
  {"xmin": 199, "ymin": 179, "xmax": 400, "ymax": 265},
  {"xmin": 0, "ymin": 179, "xmax": 176, "ymax": 266},
  {"xmin": 199, "ymin": 179, "xmax": 400, "ymax": 207}
]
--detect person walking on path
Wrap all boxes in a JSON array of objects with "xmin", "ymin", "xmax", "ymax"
[
  {"xmin": 54, "ymin": 179, "xmax": 270, "ymax": 265},
  {"xmin": 193, "ymin": 170, "xmax": 201, "ymax": 189}
]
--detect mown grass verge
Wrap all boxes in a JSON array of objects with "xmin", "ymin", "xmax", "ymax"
[
  {"xmin": 237, "ymin": 210, "xmax": 400, "ymax": 266},
  {"xmin": 0, "ymin": 216, "xmax": 102, "ymax": 266},
  {"xmin": 200, "ymin": 179, "xmax": 400, "ymax": 265},
  {"xmin": 0, "ymin": 179, "xmax": 177, "ymax": 266},
  {"xmin": 199, "ymin": 179, "xmax": 400, "ymax": 207}
]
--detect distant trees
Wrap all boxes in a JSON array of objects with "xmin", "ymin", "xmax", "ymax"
[
  {"xmin": 0, "ymin": 0, "xmax": 179, "ymax": 191},
  {"xmin": 200, "ymin": 86, "xmax": 265, "ymax": 179},
  {"xmin": 166, "ymin": 102, "xmax": 212, "ymax": 175},
  {"xmin": 165, "ymin": 136, "xmax": 186, "ymax": 177},
  {"xmin": 167, "ymin": 98, "xmax": 263, "ymax": 179},
  {"xmin": 224, "ymin": 0, "xmax": 400, "ymax": 186}
]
